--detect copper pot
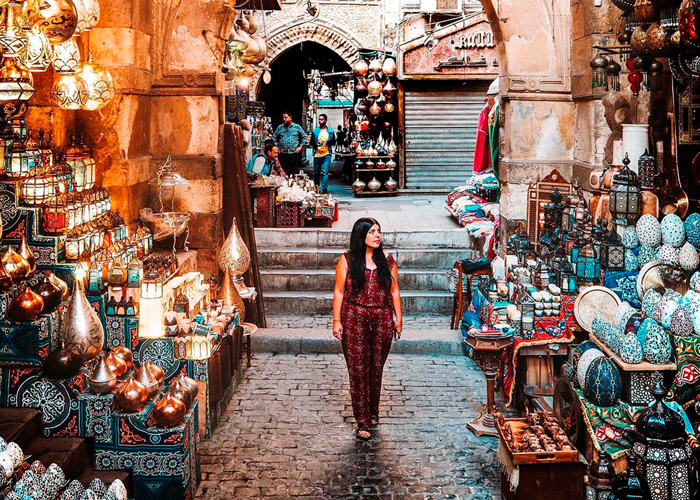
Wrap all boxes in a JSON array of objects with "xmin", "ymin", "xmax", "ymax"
[
  {"xmin": 105, "ymin": 351, "xmax": 128, "ymax": 378},
  {"xmin": 169, "ymin": 375, "xmax": 198, "ymax": 409},
  {"xmin": 2, "ymin": 246, "xmax": 31, "ymax": 281},
  {"xmin": 48, "ymin": 273, "xmax": 69, "ymax": 301},
  {"xmin": 111, "ymin": 346, "xmax": 133, "ymax": 369},
  {"xmin": 143, "ymin": 360, "xmax": 165, "ymax": 388},
  {"xmin": 32, "ymin": 275, "xmax": 62, "ymax": 313},
  {"xmin": 134, "ymin": 364, "xmax": 159, "ymax": 399},
  {"xmin": 9, "ymin": 284, "xmax": 44, "ymax": 322},
  {"xmin": 0, "ymin": 261, "xmax": 11, "ymax": 290},
  {"xmin": 42, "ymin": 343, "xmax": 82, "ymax": 379},
  {"xmin": 88, "ymin": 352, "xmax": 117, "ymax": 394},
  {"xmin": 114, "ymin": 376, "xmax": 148, "ymax": 413},
  {"xmin": 152, "ymin": 394, "xmax": 187, "ymax": 428}
]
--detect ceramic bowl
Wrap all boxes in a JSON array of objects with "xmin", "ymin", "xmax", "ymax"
[
  {"xmin": 592, "ymin": 314, "xmax": 608, "ymax": 336},
  {"xmin": 637, "ymin": 246, "xmax": 659, "ymax": 268},
  {"xmin": 573, "ymin": 340, "xmax": 597, "ymax": 372}
]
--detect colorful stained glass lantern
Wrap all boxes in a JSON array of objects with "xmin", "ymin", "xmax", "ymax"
[
  {"xmin": 4, "ymin": 135, "xmax": 30, "ymax": 177},
  {"xmin": 576, "ymin": 243, "xmax": 601, "ymax": 285},
  {"xmin": 42, "ymin": 195, "xmax": 69, "ymax": 234},
  {"xmin": 20, "ymin": 174, "xmax": 59, "ymax": 206},
  {"xmin": 610, "ymin": 154, "xmax": 641, "ymax": 225}
]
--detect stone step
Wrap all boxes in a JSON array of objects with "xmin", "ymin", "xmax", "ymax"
[
  {"xmin": 265, "ymin": 313, "xmax": 451, "ymax": 330},
  {"xmin": 258, "ymin": 247, "xmax": 470, "ymax": 270},
  {"xmin": 254, "ymin": 228, "xmax": 471, "ymax": 249},
  {"xmin": 260, "ymin": 268, "xmax": 450, "ymax": 292},
  {"xmin": 251, "ymin": 327, "xmax": 465, "ymax": 356},
  {"xmin": 264, "ymin": 290, "xmax": 452, "ymax": 314}
]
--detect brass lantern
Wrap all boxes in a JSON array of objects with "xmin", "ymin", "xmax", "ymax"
[
  {"xmin": 0, "ymin": 58, "xmax": 35, "ymax": 101},
  {"xmin": 610, "ymin": 154, "xmax": 641, "ymax": 225},
  {"xmin": 140, "ymin": 273, "xmax": 163, "ymax": 300},
  {"xmin": 52, "ymin": 74, "xmax": 89, "ymax": 110},
  {"xmin": 599, "ymin": 227, "xmax": 625, "ymax": 271},
  {"xmin": 78, "ymin": 58, "xmax": 114, "ymax": 110},
  {"xmin": 533, "ymin": 261, "xmax": 551, "ymax": 288},
  {"xmin": 0, "ymin": 6, "xmax": 29, "ymax": 59},
  {"xmin": 638, "ymin": 147, "xmax": 656, "ymax": 189},
  {"xmin": 63, "ymin": 132, "xmax": 88, "ymax": 191},
  {"xmin": 79, "ymin": 133, "xmax": 95, "ymax": 190},
  {"xmin": 631, "ymin": 382, "xmax": 694, "ymax": 500},
  {"xmin": 217, "ymin": 217, "xmax": 251, "ymax": 293},
  {"xmin": 51, "ymin": 38, "xmax": 81, "ymax": 74},
  {"xmin": 20, "ymin": 174, "xmax": 58, "ymax": 206},
  {"xmin": 5, "ymin": 134, "xmax": 30, "ymax": 178},
  {"xmin": 19, "ymin": 26, "xmax": 52, "ymax": 72}
]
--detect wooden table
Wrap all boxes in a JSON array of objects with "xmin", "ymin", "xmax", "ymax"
[{"xmin": 465, "ymin": 331, "xmax": 513, "ymax": 437}]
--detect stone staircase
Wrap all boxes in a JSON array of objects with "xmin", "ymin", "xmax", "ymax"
[{"xmin": 256, "ymin": 228, "xmax": 475, "ymax": 317}]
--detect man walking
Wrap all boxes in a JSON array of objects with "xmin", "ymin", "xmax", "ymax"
[
  {"xmin": 273, "ymin": 111, "xmax": 306, "ymax": 176},
  {"xmin": 311, "ymin": 114, "xmax": 335, "ymax": 194}
]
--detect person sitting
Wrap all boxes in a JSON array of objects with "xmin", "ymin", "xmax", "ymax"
[{"xmin": 247, "ymin": 143, "xmax": 286, "ymax": 177}]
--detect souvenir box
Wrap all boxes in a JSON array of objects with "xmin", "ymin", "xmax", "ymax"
[
  {"xmin": 0, "ymin": 307, "xmax": 62, "ymax": 366},
  {"xmin": 275, "ymin": 201, "xmax": 302, "ymax": 228}
]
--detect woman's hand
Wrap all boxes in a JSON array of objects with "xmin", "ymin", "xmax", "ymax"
[
  {"xmin": 333, "ymin": 320, "xmax": 343, "ymax": 340},
  {"xmin": 395, "ymin": 318, "xmax": 403, "ymax": 333}
]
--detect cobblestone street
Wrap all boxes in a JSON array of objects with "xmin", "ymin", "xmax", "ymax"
[{"xmin": 196, "ymin": 353, "xmax": 500, "ymax": 500}]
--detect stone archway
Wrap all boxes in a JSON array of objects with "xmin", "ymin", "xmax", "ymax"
[{"xmin": 251, "ymin": 21, "xmax": 363, "ymax": 98}]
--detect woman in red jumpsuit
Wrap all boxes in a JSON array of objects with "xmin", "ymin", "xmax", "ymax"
[{"xmin": 332, "ymin": 218, "xmax": 403, "ymax": 440}]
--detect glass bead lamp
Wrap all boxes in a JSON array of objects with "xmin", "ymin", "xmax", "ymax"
[
  {"xmin": 637, "ymin": 148, "xmax": 656, "ymax": 189},
  {"xmin": 610, "ymin": 154, "xmax": 641, "ymax": 225}
]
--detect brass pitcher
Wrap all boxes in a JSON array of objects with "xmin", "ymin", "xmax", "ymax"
[
  {"xmin": 88, "ymin": 352, "xmax": 117, "ymax": 394},
  {"xmin": 60, "ymin": 279, "xmax": 104, "ymax": 362}
]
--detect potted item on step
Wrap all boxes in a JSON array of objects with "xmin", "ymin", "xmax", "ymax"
[
  {"xmin": 384, "ymin": 176, "xmax": 398, "ymax": 191},
  {"xmin": 367, "ymin": 177, "xmax": 382, "ymax": 192}
]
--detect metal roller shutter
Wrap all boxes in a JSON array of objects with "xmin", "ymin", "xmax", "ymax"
[{"xmin": 404, "ymin": 83, "xmax": 488, "ymax": 190}]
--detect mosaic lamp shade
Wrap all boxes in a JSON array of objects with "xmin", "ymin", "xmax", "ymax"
[
  {"xmin": 77, "ymin": 58, "xmax": 114, "ymax": 110},
  {"xmin": 638, "ymin": 147, "xmax": 656, "ymax": 189},
  {"xmin": 631, "ymin": 382, "xmax": 694, "ymax": 500},
  {"xmin": 610, "ymin": 154, "xmax": 641, "ymax": 225},
  {"xmin": 600, "ymin": 229, "xmax": 625, "ymax": 271},
  {"xmin": 52, "ymin": 74, "xmax": 88, "ymax": 110},
  {"xmin": 51, "ymin": 38, "xmax": 81, "ymax": 74}
]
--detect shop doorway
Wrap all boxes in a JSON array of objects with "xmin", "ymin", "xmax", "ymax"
[{"xmin": 257, "ymin": 41, "xmax": 352, "ymax": 131}]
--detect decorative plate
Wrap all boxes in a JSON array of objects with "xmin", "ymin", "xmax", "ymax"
[
  {"xmin": 241, "ymin": 322, "xmax": 258, "ymax": 336},
  {"xmin": 636, "ymin": 261, "xmax": 690, "ymax": 301},
  {"xmin": 574, "ymin": 286, "xmax": 622, "ymax": 333}
]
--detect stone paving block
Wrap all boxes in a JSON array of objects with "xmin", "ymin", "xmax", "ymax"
[{"xmin": 195, "ymin": 353, "xmax": 502, "ymax": 499}]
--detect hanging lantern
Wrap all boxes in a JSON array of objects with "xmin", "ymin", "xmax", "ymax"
[
  {"xmin": 382, "ymin": 80, "xmax": 396, "ymax": 96},
  {"xmin": 51, "ymin": 38, "xmax": 81, "ymax": 74},
  {"xmin": 638, "ymin": 148, "xmax": 656, "ymax": 189},
  {"xmin": 382, "ymin": 57, "xmax": 397, "ymax": 76},
  {"xmin": 4, "ymin": 134, "xmax": 30, "ymax": 178},
  {"xmin": 38, "ymin": 129, "xmax": 53, "ymax": 169},
  {"xmin": 77, "ymin": 59, "xmax": 113, "ymax": 110},
  {"xmin": 384, "ymin": 101, "xmax": 395, "ymax": 113},
  {"xmin": 353, "ymin": 60, "xmax": 368, "ymax": 77},
  {"xmin": 634, "ymin": 0, "xmax": 656, "ymax": 22},
  {"xmin": 82, "ymin": 0, "xmax": 99, "ymax": 30},
  {"xmin": 19, "ymin": 25, "xmax": 52, "ymax": 73},
  {"xmin": 606, "ymin": 58, "xmax": 621, "ymax": 92},
  {"xmin": 368, "ymin": 58, "xmax": 382, "ymax": 73},
  {"xmin": 33, "ymin": 0, "xmax": 78, "ymax": 43},
  {"xmin": 590, "ymin": 53, "xmax": 608, "ymax": 89},
  {"xmin": 79, "ymin": 133, "xmax": 95, "ymax": 190},
  {"xmin": 0, "ymin": 58, "xmax": 35, "ymax": 101},
  {"xmin": 367, "ymin": 79, "xmax": 382, "ymax": 97},
  {"xmin": 584, "ymin": 452, "xmax": 616, "ymax": 500},
  {"xmin": 576, "ymin": 243, "xmax": 602, "ymax": 285},
  {"xmin": 631, "ymin": 382, "xmax": 694, "ymax": 500},
  {"xmin": 610, "ymin": 153, "xmax": 641, "ymax": 225},
  {"xmin": 369, "ymin": 100, "xmax": 381, "ymax": 116},
  {"xmin": 648, "ymin": 59, "xmax": 663, "ymax": 92},
  {"xmin": 52, "ymin": 74, "xmax": 88, "ymax": 110},
  {"xmin": 71, "ymin": 0, "xmax": 89, "ymax": 34},
  {"xmin": 20, "ymin": 174, "xmax": 58, "ymax": 205},
  {"xmin": 599, "ymin": 228, "xmax": 625, "ymax": 271},
  {"xmin": 0, "ymin": 6, "xmax": 29, "ymax": 59}
]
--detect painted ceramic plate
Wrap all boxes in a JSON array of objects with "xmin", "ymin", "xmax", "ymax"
[
  {"xmin": 574, "ymin": 286, "xmax": 622, "ymax": 333},
  {"xmin": 636, "ymin": 260, "xmax": 689, "ymax": 301},
  {"xmin": 241, "ymin": 322, "xmax": 258, "ymax": 336}
]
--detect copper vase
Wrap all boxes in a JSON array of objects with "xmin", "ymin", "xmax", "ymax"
[
  {"xmin": 169, "ymin": 374, "xmax": 198, "ymax": 409},
  {"xmin": 9, "ymin": 284, "xmax": 44, "ymax": 322},
  {"xmin": 60, "ymin": 279, "xmax": 104, "ymax": 362},
  {"xmin": 219, "ymin": 267, "xmax": 245, "ymax": 319},
  {"xmin": 143, "ymin": 360, "xmax": 165, "ymax": 388},
  {"xmin": 111, "ymin": 346, "xmax": 133, "ymax": 369},
  {"xmin": 48, "ymin": 273, "xmax": 70, "ymax": 301},
  {"xmin": 42, "ymin": 343, "xmax": 82, "ymax": 379},
  {"xmin": 114, "ymin": 376, "xmax": 148, "ymax": 413},
  {"xmin": 134, "ymin": 364, "xmax": 159, "ymax": 399},
  {"xmin": 105, "ymin": 350, "xmax": 128, "ymax": 377},
  {"xmin": 2, "ymin": 246, "xmax": 31, "ymax": 281},
  {"xmin": 18, "ymin": 237, "xmax": 36, "ymax": 274},
  {"xmin": 32, "ymin": 275, "xmax": 62, "ymax": 313},
  {"xmin": 152, "ymin": 394, "xmax": 187, "ymax": 428}
]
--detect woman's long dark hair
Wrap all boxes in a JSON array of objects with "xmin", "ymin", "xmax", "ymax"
[{"xmin": 348, "ymin": 218, "xmax": 392, "ymax": 292}]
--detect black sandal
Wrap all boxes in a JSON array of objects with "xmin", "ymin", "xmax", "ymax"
[
  {"xmin": 371, "ymin": 415, "xmax": 379, "ymax": 426},
  {"xmin": 356, "ymin": 428, "xmax": 372, "ymax": 440}
]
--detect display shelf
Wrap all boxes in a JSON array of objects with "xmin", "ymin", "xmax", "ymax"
[
  {"xmin": 353, "ymin": 190, "xmax": 399, "ymax": 197},
  {"xmin": 589, "ymin": 333, "xmax": 676, "ymax": 371},
  {"xmin": 355, "ymin": 155, "xmax": 395, "ymax": 159},
  {"xmin": 353, "ymin": 168, "xmax": 397, "ymax": 172}
]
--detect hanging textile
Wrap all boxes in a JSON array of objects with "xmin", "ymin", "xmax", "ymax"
[
  {"xmin": 473, "ymin": 102, "xmax": 492, "ymax": 174},
  {"xmin": 488, "ymin": 97, "xmax": 500, "ymax": 182}
]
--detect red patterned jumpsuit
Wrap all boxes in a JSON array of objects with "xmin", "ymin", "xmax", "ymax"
[{"xmin": 340, "ymin": 252, "xmax": 396, "ymax": 430}]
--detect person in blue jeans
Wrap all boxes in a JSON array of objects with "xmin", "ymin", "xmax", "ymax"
[{"xmin": 310, "ymin": 114, "xmax": 335, "ymax": 194}]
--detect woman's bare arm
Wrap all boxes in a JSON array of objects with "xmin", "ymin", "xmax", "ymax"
[
  {"xmin": 390, "ymin": 260, "xmax": 402, "ymax": 333},
  {"xmin": 332, "ymin": 255, "xmax": 348, "ymax": 339}
]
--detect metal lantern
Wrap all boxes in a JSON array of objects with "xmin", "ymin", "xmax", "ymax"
[
  {"xmin": 599, "ymin": 228, "xmax": 625, "ymax": 271},
  {"xmin": 570, "ymin": 231, "xmax": 587, "ymax": 271},
  {"xmin": 590, "ymin": 53, "xmax": 609, "ymax": 89},
  {"xmin": 88, "ymin": 264, "xmax": 105, "ymax": 295},
  {"xmin": 544, "ymin": 189, "xmax": 564, "ymax": 235},
  {"xmin": 517, "ymin": 290, "xmax": 536, "ymax": 339},
  {"xmin": 0, "ymin": 57, "xmax": 34, "ymax": 101},
  {"xmin": 638, "ymin": 148, "xmax": 656, "ymax": 189},
  {"xmin": 551, "ymin": 246, "xmax": 573, "ymax": 288},
  {"xmin": 631, "ymin": 383, "xmax": 694, "ymax": 500},
  {"xmin": 42, "ymin": 195, "xmax": 69, "ymax": 234},
  {"xmin": 576, "ymin": 243, "xmax": 602, "ymax": 285},
  {"xmin": 591, "ymin": 221, "xmax": 605, "ymax": 263},
  {"xmin": 52, "ymin": 74, "xmax": 89, "ymax": 110},
  {"xmin": 610, "ymin": 154, "xmax": 641, "ymax": 225},
  {"xmin": 140, "ymin": 275, "xmax": 163, "ymax": 299},
  {"xmin": 573, "ymin": 193, "xmax": 587, "ymax": 228},
  {"xmin": 79, "ymin": 133, "xmax": 96, "ymax": 190},
  {"xmin": 4, "ymin": 135, "xmax": 30, "ymax": 177},
  {"xmin": 561, "ymin": 188, "xmax": 580, "ymax": 237},
  {"xmin": 65, "ymin": 228, "xmax": 81, "ymax": 261},
  {"xmin": 63, "ymin": 132, "xmax": 88, "ymax": 191},
  {"xmin": 20, "ymin": 174, "xmax": 58, "ymax": 205},
  {"xmin": 585, "ymin": 452, "xmax": 616, "ymax": 500},
  {"xmin": 534, "ymin": 261, "xmax": 551, "ymax": 289},
  {"xmin": 51, "ymin": 38, "xmax": 81, "ymax": 74}
]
